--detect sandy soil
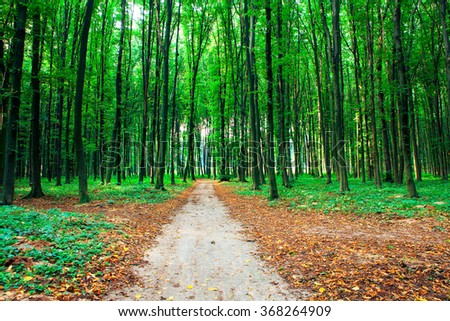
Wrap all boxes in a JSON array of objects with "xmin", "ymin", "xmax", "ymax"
[{"xmin": 108, "ymin": 180, "xmax": 306, "ymax": 301}]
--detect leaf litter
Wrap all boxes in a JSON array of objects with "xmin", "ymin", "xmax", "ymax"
[
  {"xmin": 3, "ymin": 180, "xmax": 448, "ymax": 301},
  {"xmin": 214, "ymin": 182, "xmax": 450, "ymax": 301}
]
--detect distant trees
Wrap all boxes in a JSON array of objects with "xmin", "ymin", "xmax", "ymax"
[{"xmin": 1, "ymin": 0, "xmax": 449, "ymax": 204}]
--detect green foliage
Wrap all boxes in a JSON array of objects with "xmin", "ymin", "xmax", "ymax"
[
  {"xmin": 14, "ymin": 176, "xmax": 192, "ymax": 204},
  {"xmin": 232, "ymin": 174, "xmax": 449, "ymax": 219},
  {"xmin": 0, "ymin": 206, "xmax": 115, "ymax": 294}
]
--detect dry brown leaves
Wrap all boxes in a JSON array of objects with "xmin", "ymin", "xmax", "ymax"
[
  {"xmin": 214, "ymin": 182, "xmax": 450, "ymax": 301},
  {"xmin": 8, "ymin": 184, "xmax": 196, "ymax": 301}
]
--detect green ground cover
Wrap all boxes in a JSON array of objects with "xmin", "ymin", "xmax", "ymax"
[{"xmin": 232, "ymin": 174, "xmax": 449, "ymax": 218}]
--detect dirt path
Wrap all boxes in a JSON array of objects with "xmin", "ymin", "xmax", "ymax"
[{"xmin": 108, "ymin": 180, "xmax": 305, "ymax": 301}]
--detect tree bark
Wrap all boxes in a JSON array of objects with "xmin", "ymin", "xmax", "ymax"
[
  {"xmin": 99, "ymin": 0, "xmax": 110, "ymax": 184},
  {"xmin": 74, "ymin": 0, "xmax": 95, "ymax": 203},
  {"xmin": 366, "ymin": 3, "xmax": 382, "ymax": 188},
  {"xmin": 155, "ymin": 0, "xmax": 173, "ymax": 190},
  {"xmin": 0, "ymin": 11, "xmax": 11, "ymax": 185},
  {"xmin": 276, "ymin": 0, "xmax": 291, "ymax": 188},
  {"xmin": 26, "ymin": 8, "xmax": 44, "ymax": 198},
  {"xmin": 393, "ymin": 0, "xmax": 418, "ymax": 197},
  {"xmin": 170, "ymin": 2, "xmax": 181, "ymax": 185},
  {"xmin": 309, "ymin": 0, "xmax": 332, "ymax": 184},
  {"xmin": 139, "ymin": 0, "xmax": 154, "ymax": 183},
  {"xmin": 331, "ymin": 0, "xmax": 349, "ymax": 192},
  {"xmin": 439, "ymin": 0, "xmax": 450, "ymax": 180},
  {"xmin": 106, "ymin": 0, "xmax": 126, "ymax": 185},
  {"xmin": 244, "ymin": 0, "xmax": 261, "ymax": 190},
  {"xmin": 265, "ymin": 0, "xmax": 279, "ymax": 200},
  {"xmin": 1, "ymin": 0, "xmax": 27, "ymax": 205}
]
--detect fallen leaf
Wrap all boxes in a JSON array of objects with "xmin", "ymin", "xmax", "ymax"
[
  {"xmin": 208, "ymin": 287, "xmax": 218, "ymax": 291},
  {"xmin": 319, "ymin": 287, "xmax": 326, "ymax": 293},
  {"xmin": 23, "ymin": 276, "xmax": 33, "ymax": 282},
  {"xmin": 187, "ymin": 285, "xmax": 193, "ymax": 289},
  {"xmin": 135, "ymin": 294, "xmax": 142, "ymax": 299}
]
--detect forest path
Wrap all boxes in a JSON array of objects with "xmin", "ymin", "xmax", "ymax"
[{"xmin": 108, "ymin": 180, "xmax": 304, "ymax": 301}]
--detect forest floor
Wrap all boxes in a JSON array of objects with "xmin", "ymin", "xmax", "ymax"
[
  {"xmin": 1, "ymin": 178, "xmax": 449, "ymax": 301},
  {"xmin": 1, "ymin": 180, "xmax": 194, "ymax": 300},
  {"xmin": 215, "ymin": 181, "xmax": 450, "ymax": 300}
]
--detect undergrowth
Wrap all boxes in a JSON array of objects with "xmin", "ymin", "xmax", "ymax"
[
  {"xmin": 0, "ymin": 206, "xmax": 116, "ymax": 297},
  {"xmin": 14, "ymin": 176, "xmax": 192, "ymax": 204},
  {"xmin": 230, "ymin": 174, "xmax": 449, "ymax": 218},
  {"xmin": 1, "ymin": 176, "xmax": 192, "ymax": 299}
]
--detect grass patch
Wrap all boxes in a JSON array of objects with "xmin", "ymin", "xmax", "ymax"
[
  {"xmin": 0, "ymin": 206, "xmax": 116, "ymax": 297},
  {"xmin": 230, "ymin": 174, "xmax": 449, "ymax": 218}
]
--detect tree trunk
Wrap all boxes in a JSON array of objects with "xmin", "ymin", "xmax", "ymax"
[
  {"xmin": 55, "ymin": 4, "xmax": 71, "ymax": 187},
  {"xmin": 439, "ymin": 0, "xmax": 450, "ymax": 180},
  {"xmin": 331, "ymin": 0, "xmax": 349, "ymax": 192},
  {"xmin": 393, "ymin": 0, "xmax": 418, "ymax": 198},
  {"xmin": 1, "ymin": 0, "xmax": 27, "ymax": 205},
  {"xmin": 170, "ymin": 2, "xmax": 181, "ymax": 185},
  {"xmin": 139, "ymin": 0, "xmax": 154, "ymax": 183},
  {"xmin": 155, "ymin": 0, "xmax": 173, "ymax": 190},
  {"xmin": 99, "ymin": 0, "xmax": 110, "ymax": 185},
  {"xmin": 366, "ymin": 4, "xmax": 382, "ymax": 188},
  {"xmin": 265, "ymin": 0, "xmax": 279, "ymax": 200},
  {"xmin": 276, "ymin": 0, "xmax": 291, "ymax": 188},
  {"xmin": 349, "ymin": 3, "xmax": 366, "ymax": 183},
  {"xmin": 245, "ymin": 0, "xmax": 261, "ymax": 190},
  {"xmin": 74, "ymin": 0, "xmax": 95, "ymax": 203},
  {"xmin": 0, "ymin": 14, "xmax": 10, "ymax": 186},
  {"xmin": 26, "ymin": 9, "xmax": 44, "ymax": 198},
  {"xmin": 106, "ymin": 0, "xmax": 126, "ymax": 185},
  {"xmin": 309, "ymin": 0, "xmax": 331, "ymax": 184}
]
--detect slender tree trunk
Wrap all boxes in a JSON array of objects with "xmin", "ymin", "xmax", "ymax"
[
  {"xmin": 155, "ymin": 0, "xmax": 173, "ymax": 190},
  {"xmin": 376, "ymin": 5, "xmax": 393, "ymax": 183},
  {"xmin": 55, "ymin": 4, "xmax": 70, "ymax": 187},
  {"xmin": 150, "ymin": 1, "xmax": 163, "ymax": 185},
  {"xmin": 0, "ymin": 14, "xmax": 10, "ymax": 185},
  {"xmin": 216, "ymin": 29, "xmax": 227, "ymax": 179},
  {"xmin": 331, "ymin": 0, "xmax": 349, "ymax": 192},
  {"xmin": 265, "ymin": 0, "xmax": 279, "ymax": 200},
  {"xmin": 245, "ymin": 0, "xmax": 261, "ymax": 190},
  {"xmin": 74, "ymin": 0, "xmax": 95, "ymax": 203},
  {"xmin": 439, "ymin": 0, "xmax": 450, "ymax": 180},
  {"xmin": 320, "ymin": 0, "xmax": 338, "ymax": 178},
  {"xmin": 309, "ymin": 0, "xmax": 331, "ymax": 184},
  {"xmin": 170, "ymin": 2, "xmax": 181, "ymax": 185},
  {"xmin": 349, "ymin": 3, "xmax": 366, "ymax": 183},
  {"xmin": 45, "ymin": 21, "xmax": 55, "ymax": 182},
  {"xmin": 393, "ymin": 0, "xmax": 418, "ymax": 198},
  {"xmin": 276, "ymin": 0, "xmax": 291, "ymax": 188},
  {"xmin": 366, "ymin": 4, "xmax": 382, "ymax": 188},
  {"xmin": 99, "ymin": 0, "xmax": 109, "ymax": 185},
  {"xmin": 106, "ymin": 0, "xmax": 126, "ymax": 185},
  {"xmin": 27, "ymin": 9, "xmax": 44, "ymax": 198},
  {"xmin": 139, "ymin": 0, "xmax": 153, "ymax": 183},
  {"xmin": 1, "ymin": 0, "xmax": 27, "ymax": 205}
]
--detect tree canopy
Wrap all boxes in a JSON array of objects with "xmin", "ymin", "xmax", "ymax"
[{"xmin": 1, "ymin": 0, "xmax": 449, "ymax": 203}]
